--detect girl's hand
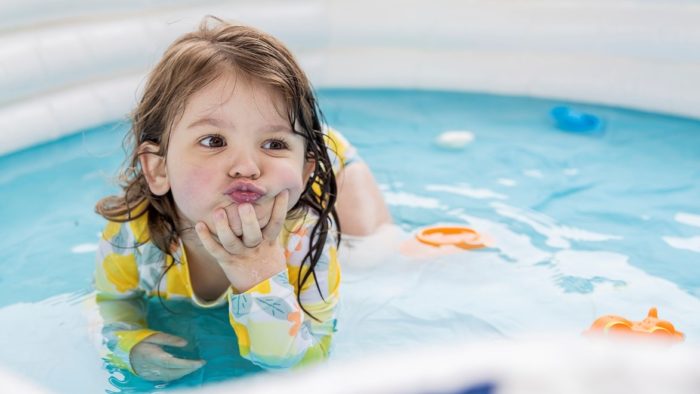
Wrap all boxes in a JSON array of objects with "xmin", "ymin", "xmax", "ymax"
[
  {"xmin": 130, "ymin": 333, "xmax": 205, "ymax": 382},
  {"xmin": 195, "ymin": 190, "xmax": 289, "ymax": 292}
]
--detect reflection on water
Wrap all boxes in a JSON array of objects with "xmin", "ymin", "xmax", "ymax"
[
  {"xmin": 0, "ymin": 294, "xmax": 264, "ymax": 393},
  {"xmin": 106, "ymin": 299, "xmax": 263, "ymax": 392}
]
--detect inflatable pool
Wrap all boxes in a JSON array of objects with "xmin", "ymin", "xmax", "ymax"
[{"xmin": 1, "ymin": 1, "xmax": 699, "ymax": 393}]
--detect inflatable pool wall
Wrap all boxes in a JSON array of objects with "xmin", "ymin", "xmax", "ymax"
[
  {"xmin": 2, "ymin": 1, "xmax": 700, "ymax": 393},
  {"xmin": 1, "ymin": 0, "xmax": 699, "ymax": 156}
]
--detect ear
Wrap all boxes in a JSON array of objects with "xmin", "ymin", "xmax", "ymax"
[
  {"xmin": 139, "ymin": 142, "xmax": 170, "ymax": 196},
  {"xmin": 303, "ymin": 158, "xmax": 316, "ymax": 182}
]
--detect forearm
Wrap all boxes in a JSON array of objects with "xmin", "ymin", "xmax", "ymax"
[
  {"xmin": 95, "ymin": 254, "xmax": 155, "ymax": 371},
  {"xmin": 221, "ymin": 249, "xmax": 286, "ymax": 294},
  {"xmin": 96, "ymin": 296, "xmax": 159, "ymax": 372}
]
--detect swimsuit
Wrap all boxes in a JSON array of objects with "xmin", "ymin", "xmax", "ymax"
[{"xmin": 94, "ymin": 127, "xmax": 354, "ymax": 372}]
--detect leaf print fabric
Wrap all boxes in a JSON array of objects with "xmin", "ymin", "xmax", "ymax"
[
  {"xmin": 94, "ymin": 128, "xmax": 347, "ymax": 373},
  {"xmin": 256, "ymin": 296, "xmax": 292, "ymax": 319}
]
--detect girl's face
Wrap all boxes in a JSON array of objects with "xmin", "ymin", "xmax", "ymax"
[{"xmin": 162, "ymin": 72, "xmax": 313, "ymax": 232}]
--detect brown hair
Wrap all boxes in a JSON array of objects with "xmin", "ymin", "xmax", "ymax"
[{"xmin": 95, "ymin": 16, "xmax": 339, "ymax": 314}]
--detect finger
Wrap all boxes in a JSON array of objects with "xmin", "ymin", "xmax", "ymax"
[
  {"xmin": 143, "ymin": 333, "xmax": 187, "ymax": 347},
  {"xmin": 158, "ymin": 364, "xmax": 204, "ymax": 381},
  {"xmin": 213, "ymin": 208, "xmax": 243, "ymax": 252},
  {"xmin": 140, "ymin": 367, "xmax": 199, "ymax": 382},
  {"xmin": 225, "ymin": 205, "xmax": 243, "ymax": 237},
  {"xmin": 238, "ymin": 203, "xmax": 263, "ymax": 247},
  {"xmin": 136, "ymin": 351, "xmax": 205, "ymax": 381},
  {"xmin": 134, "ymin": 342, "xmax": 204, "ymax": 369},
  {"xmin": 195, "ymin": 221, "xmax": 232, "ymax": 261},
  {"xmin": 262, "ymin": 190, "xmax": 289, "ymax": 240},
  {"xmin": 151, "ymin": 353, "xmax": 206, "ymax": 370}
]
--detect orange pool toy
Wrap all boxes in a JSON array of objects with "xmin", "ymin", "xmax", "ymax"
[
  {"xmin": 585, "ymin": 307, "xmax": 684, "ymax": 342},
  {"xmin": 415, "ymin": 226, "xmax": 486, "ymax": 250}
]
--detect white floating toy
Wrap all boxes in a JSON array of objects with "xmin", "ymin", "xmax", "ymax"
[{"xmin": 435, "ymin": 130, "xmax": 475, "ymax": 149}]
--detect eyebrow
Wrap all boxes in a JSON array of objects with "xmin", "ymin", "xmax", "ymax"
[
  {"xmin": 187, "ymin": 117, "xmax": 228, "ymax": 130},
  {"xmin": 187, "ymin": 117, "xmax": 293, "ymax": 134}
]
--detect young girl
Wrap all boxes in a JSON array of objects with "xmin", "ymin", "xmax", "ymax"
[{"xmin": 94, "ymin": 17, "xmax": 388, "ymax": 381}]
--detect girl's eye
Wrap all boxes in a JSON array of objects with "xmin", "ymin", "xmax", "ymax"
[
  {"xmin": 199, "ymin": 135, "xmax": 226, "ymax": 148},
  {"xmin": 262, "ymin": 138, "xmax": 289, "ymax": 150}
]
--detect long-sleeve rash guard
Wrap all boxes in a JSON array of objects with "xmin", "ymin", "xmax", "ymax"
[{"xmin": 94, "ymin": 127, "xmax": 354, "ymax": 372}]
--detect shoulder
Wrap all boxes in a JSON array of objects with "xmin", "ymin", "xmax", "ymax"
[
  {"xmin": 100, "ymin": 210, "xmax": 151, "ymax": 250},
  {"xmin": 281, "ymin": 209, "xmax": 338, "ymax": 257},
  {"xmin": 283, "ymin": 208, "xmax": 338, "ymax": 237},
  {"xmin": 322, "ymin": 126, "xmax": 351, "ymax": 156},
  {"xmin": 321, "ymin": 125, "xmax": 360, "ymax": 173},
  {"xmin": 97, "ymin": 206, "xmax": 167, "ymax": 281}
]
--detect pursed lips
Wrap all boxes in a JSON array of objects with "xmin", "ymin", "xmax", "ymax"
[{"xmin": 224, "ymin": 182, "xmax": 266, "ymax": 204}]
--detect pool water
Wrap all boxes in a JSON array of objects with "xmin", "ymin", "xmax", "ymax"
[{"xmin": 0, "ymin": 89, "xmax": 699, "ymax": 392}]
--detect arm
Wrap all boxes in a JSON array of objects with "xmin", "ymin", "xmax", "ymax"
[
  {"xmin": 95, "ymin": 221, "xmax": 205, "ymax": 380},
  {"xmin": 194, "ymin": 192, "xmax": 341, "ymax": 369},
  {"xmin": 93, "ymin": 221, "xmax": 159, "ymax": 372},
  {"xmin": 324, "ymin": 126, "xmax": 391, "ymax": 236},
  {"xmin": 227, "ymin": 218, "xmax": 340, "ymax": 369}
]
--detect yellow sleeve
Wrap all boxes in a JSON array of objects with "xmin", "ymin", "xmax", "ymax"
[
  {"xmin": 94, "ymin": 219, "xmax": 159, "ymax": 373},
  {"xmin": 227, "ymin": 214, "xmax": 340, "ymax": 369},
  {"xmin": 323, "ymin": 126, "xmax": 361, "ymax": 174}
]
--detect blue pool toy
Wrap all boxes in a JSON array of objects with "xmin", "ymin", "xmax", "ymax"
[{"xmin": 550, "ymin": 106, "xmax": 603, "ymax": 133}]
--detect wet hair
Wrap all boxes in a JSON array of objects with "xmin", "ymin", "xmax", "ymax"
[{"xmin": 95, "ymin": 16, "xmax": 339, "ymax": 316}]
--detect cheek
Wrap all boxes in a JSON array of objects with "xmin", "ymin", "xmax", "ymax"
[
  {"xmin": 169, "ymin": 166, "xmax": 215, "ymax": 219},
  {"xmin": 277, "ymin": 169, "xmax": 305, "ymax": 189},
  {"xmin": 271, "ymin": 166, "xmax": 306, "ymax": 205},
  {"xmin": 174, "ymin": 167, "xmax": 213, "ymax": 197},
  {"xmin": 242, "ymin": 166, "xmax": 306, "ymax": 230}
]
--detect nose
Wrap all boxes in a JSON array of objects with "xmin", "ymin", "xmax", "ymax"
[{"xmin": 227, "ymin": 149, "xmax": 261, "ymax": 179}]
